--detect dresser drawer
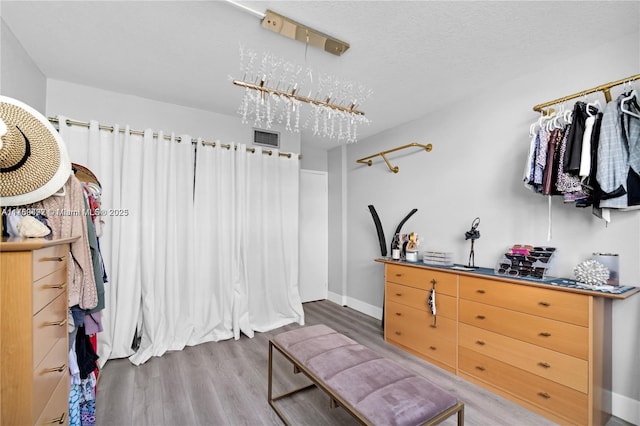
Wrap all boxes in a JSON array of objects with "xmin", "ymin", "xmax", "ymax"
[
  {"xmin": 33, "ymin": 337, "xmax": 68, "ymax": 421},
  {"xmin": 459, "ymin": 299, "xmax": 588, "ymax": 359},
  {"xmin": 459, "ymin": 323, "xmax": 588, "ymax": 392},
  {"xmin": 33, "ymin": 293, "xmax": 68, "ymax": 368},
  {"xmin": 459, "ymin": 276, "xmax": 589, "ymax": 326},
  {"xmin": 459, "ymin": 347, "xmax": 588, "ymax": 425},
  {"xmin": 386, "ymin": 264, "xmax": 457, "ymax": 296},
  {"xmin": 385, "ymin": 300, "xmax": 457, "ymax": 366},
  {"xmin": 386, "ymin": 282, "xmax": 457, "ymax": 319},
  {"xmin": 33, "ymin": 268, "xmax": 67, "ymax": 315},
  {"xmin": 32, "ymin": 244, "xmax": 68, "ymax": 282},
  {"xmin": 34, "ymin": 375, "xmax": 69, "ymax": 425}
]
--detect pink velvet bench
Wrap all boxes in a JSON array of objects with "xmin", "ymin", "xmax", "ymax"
[{"xmin": 268, "ymin": 324, "xmax": 464, "ymax": 426}]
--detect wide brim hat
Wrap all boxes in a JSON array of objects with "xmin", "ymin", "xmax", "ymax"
[{"xmin": 0, "ymin": 96, "xmax": 71, "ymax": 206}]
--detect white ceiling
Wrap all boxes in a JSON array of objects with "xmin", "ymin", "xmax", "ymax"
[{"xmin": 2, "ymin": 1, "xmax": 638, "ymax": 149}]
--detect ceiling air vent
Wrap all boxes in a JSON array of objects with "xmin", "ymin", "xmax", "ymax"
[{"xmin": 253, "ymin": 129, "xmax": 280, "ymax": 148}]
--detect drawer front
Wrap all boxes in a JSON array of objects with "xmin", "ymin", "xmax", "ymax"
[
  {"xmin": 385, "ymin": 300, "xmax": 457, "ymax": 366},
  {"xmin": 459, "ymin": 323, "xmax": 588, "ymax": 392},
  {"xmin": 386, "ymin": 282, "xmax": 457, "ymax": 320},
  {"xmin": 459, "ymin": 347, "xmax": 588, "ymax": 425},
  {"xmin": 459, "ymin": 276, "xmax": 589, "ymax": 326},
  {"xmin": 459, "ymin": 299, "xmax": 588, "ymax": 359},
  {"xmin": 33, "ymin": 268, "xmax": 67, "ymax": 315},
  {"xmin": 386, "ymin": 264, "xmax": 457, "ymax": 296},
  {"xmin": 33, "ymin": 293, "xmax": 68, "ymax": 368},
  {"xmin": 33, "ymin": 244, "xmax": 68, "ymax": 282},
  {"xmin": 33, "ymin": 338, "xmax": 68, "ymax": 420},
  {"xmin": 34, "ymin": 375, "xmax": 69, "ymax": 426}
]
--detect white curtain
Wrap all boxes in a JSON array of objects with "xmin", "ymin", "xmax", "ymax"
[
  {"xmin": 59, "ymin": 117, "xmax": 303, "ymax": 366},
  {"xmin": 192, "ymin": 142, "xmax": 304, "ymax": 342}
]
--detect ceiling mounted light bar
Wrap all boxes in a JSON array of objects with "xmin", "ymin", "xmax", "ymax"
[{"xmin": 261, "ymin": 9, "xmax": 350, "ymax": 56}]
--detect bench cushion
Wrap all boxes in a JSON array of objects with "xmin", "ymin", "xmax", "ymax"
[{"xmin": 273, "ymin": 324, "xmax": 458, "ymax": 426}]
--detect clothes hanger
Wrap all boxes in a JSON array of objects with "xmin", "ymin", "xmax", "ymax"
[
  {"xmin": 586, "ymin": 99, "xmax": 601, "ymax": 117},
  {"xmin": 620, "ymin": 88, "xmax": 640, "ymax": 118}
]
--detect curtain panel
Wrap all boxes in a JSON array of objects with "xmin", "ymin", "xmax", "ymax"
[{"xmin": 59, "ymin": 117, "xmax": 304, "ymax": 365}]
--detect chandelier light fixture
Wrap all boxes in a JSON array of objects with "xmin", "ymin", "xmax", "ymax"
[{"xmin": 232, "ymin": 47, "xmax": 371, "ymax": 143}]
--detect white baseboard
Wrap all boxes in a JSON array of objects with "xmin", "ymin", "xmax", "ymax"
[
  {"xmin": 327, "ymin": 291, "xmax": 346, "ymax": 306},
  {"xmin": 610, "ymin": 390, "xmax": 640, "ymax": 425},
  {"xmin": 326, "ymin": 292, "xmax": 382, "ymax": 320}
]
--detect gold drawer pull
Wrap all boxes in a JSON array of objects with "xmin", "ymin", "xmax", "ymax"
[
  {"xmin": 475, "ymin": 315, "xmax": 486, "ymax": 320},
  {"xmin": 44, "ymin": 364, "xmax": 67, "ymax": 373},
  {"xmin": 475, "ymin": 340, "xmax": 486, "ymax": 346},
  {"xmin": 538, "ymin": 362, "xmax": 551, "ymax": 369},
  {"xmin": 44, "ymin": 318, "xmax": 68, "ymax": 327},
  {"xmin": 45, "ymin": 412, "xmax": 66, "ymax": 424},
  {"xmin": 45, "ymin": 282, "xmax": 67, "ymax": 290},
  {"xmin": 476, "ymin": 289, "xmax": 486, "ymax": 294},
  {"xmin": 537, "ymin": 392, "xmax": 551, "ymax": 399},
  {"xmin": 430, "ymin": 279, "xmax": 437, "ymax": 285},
  {"xmin": 43, "ymin": 256, "xmax": 65, "ymax": 262},
  {"xmin": 539, "ymin": 332, "xmax": 551, "ymax": 337},
  {"xmin": 475, "ymin": 366, "xmax": 485, "ymax": 372},
  {"xmin": 538, "ymin": 301, "xmax": 550, "ymax": 307},
  {"xmin": 395, "ymin": 293, "xmax": 402, "ymax": 296},
  {"xmin": 429, "ymin": 345, "xmax": 436, "ymax": 350},
  {"xmin": 395, "ymin": 273, "xmax": 403, "ymax": 277},
  {"xmin": 395, "ymin": 312, "xmax": 402, "ymax": 316},
  {"xmin": 395, "ymin": 331, "xmax": 402, "ymax": 336}
]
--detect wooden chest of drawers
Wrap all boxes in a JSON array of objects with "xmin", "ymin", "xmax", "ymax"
[
  {"xmin": 380, "ymin": 260, "xmax": 639, "ymax": 426},
  {"xmin": 1, "ymin": 237, "xmax": 77, "ymax": 425}
]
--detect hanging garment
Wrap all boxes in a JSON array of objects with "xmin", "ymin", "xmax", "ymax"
[
  {"xmin": 564, "ymin": 101, "xmax": 588, "ymax": 173},
  {"xmin": 597, "ymin": 96, "xmax": 630, "ymax": 208},
  {"xmin": 534, "ymin": 126, "xmax": 550, "ymax": 189},
  {"xmin": 621, "ymin": 96, "xmax": 640, "ymax": 206},
  {"xmin": 27, "ymin": 175, "xmax": 98, "ymax": 310},
  {"xmin": 75, "ymin": 326, "xmax": 99, "ymax": 380},
  {"xmin": 555, "ymin": 123, "xmax": 583, "ymax": 194},
  {"xmin": 579, "ymin": 115, "xmax": 596, "ymax": 177},
  {"xmin": 542, "ymin": 128, "xmax": 562, "ymax": 195}
]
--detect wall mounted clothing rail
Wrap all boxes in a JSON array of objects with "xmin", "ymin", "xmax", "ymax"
[
  {"xmin": 532, "ymin": 73, "xmax": 640, "ymax": 113},
  {"xmin": 356, "ymin": 142, "xmax": 433, "ymax": 173},
  {"xmin": 232, "ymin": 79, "xmax": 365, "ymax": 116},
  {"xmin": 48, "ymin": 117, "xmax": 301, "ymax": 159}
]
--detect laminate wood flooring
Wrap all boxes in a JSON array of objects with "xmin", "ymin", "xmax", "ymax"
[{"xmin": 95, "ymin": 300, "xmax": 632, "ymax": 426}]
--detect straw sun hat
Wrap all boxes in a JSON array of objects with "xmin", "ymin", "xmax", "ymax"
[{"xmin": 0, "ymin": 96, "xmax": 71, "ymax": 206}]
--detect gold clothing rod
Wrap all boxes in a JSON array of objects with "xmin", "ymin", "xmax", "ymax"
[
  {"xmin": 232, "ymin": 79, "xmax": 365, "ymax": 116},
  {"xmin": 356, "ymin": 142, "xmax": 432, "ymax": 173},
  {"xmin": 533, "ymin": 73, "xmax": 640, "ymax": 112},
  {"xmin": 48, "ymin": 116, "xmax": 301, "ymax": 159}
]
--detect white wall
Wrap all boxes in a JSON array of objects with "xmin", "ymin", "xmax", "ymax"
[
  {"xmin": 46, "ymin": 80, "xmax": 302, "ymax": 154},
  {"xmin": 331, "ymin": 30, "xmax": 640, "ymax": 422},
  {"xmin": 0, "ymin": 18, "xmax": 46, "ymax": 112}
]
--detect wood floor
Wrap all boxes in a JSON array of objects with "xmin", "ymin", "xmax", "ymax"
[{"xmin": 95, "ymin": 300, "xmax": 631, "ymax": 426}]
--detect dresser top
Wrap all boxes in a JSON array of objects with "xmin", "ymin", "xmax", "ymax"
[
  {"xmin": 376, "ymin": 258, "xmax": 640, "ymax": 300},
  {"xmin": 0, "ymin": 236, "xmax": 80, "ymax": 252}
]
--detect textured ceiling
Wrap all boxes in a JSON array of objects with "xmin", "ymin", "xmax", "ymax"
[{"xmin": 2, "ymin": 1, "xmax": 639, "ymax": 149}]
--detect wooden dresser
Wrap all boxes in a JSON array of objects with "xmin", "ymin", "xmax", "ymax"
[
  {"xmin": 380, "ymin": 259, "xmax": 640, "ymax": 426},
  {"xmin": 1, "ymin": 237, "xmax": 77, "ymax": 426}
]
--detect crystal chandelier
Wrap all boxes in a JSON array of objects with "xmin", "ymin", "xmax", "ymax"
[{"xmin": 232, "ymin": 47, "xmax": 371, "ymax": 143}]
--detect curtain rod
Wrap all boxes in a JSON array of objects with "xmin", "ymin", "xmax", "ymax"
[
  {"xmin": 48, "ymin": 116, "xmax": 301, "ymax": 159},
  {"xmin": 532, "ymin": 73, "xmax": 640, "ymax": 112}
]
